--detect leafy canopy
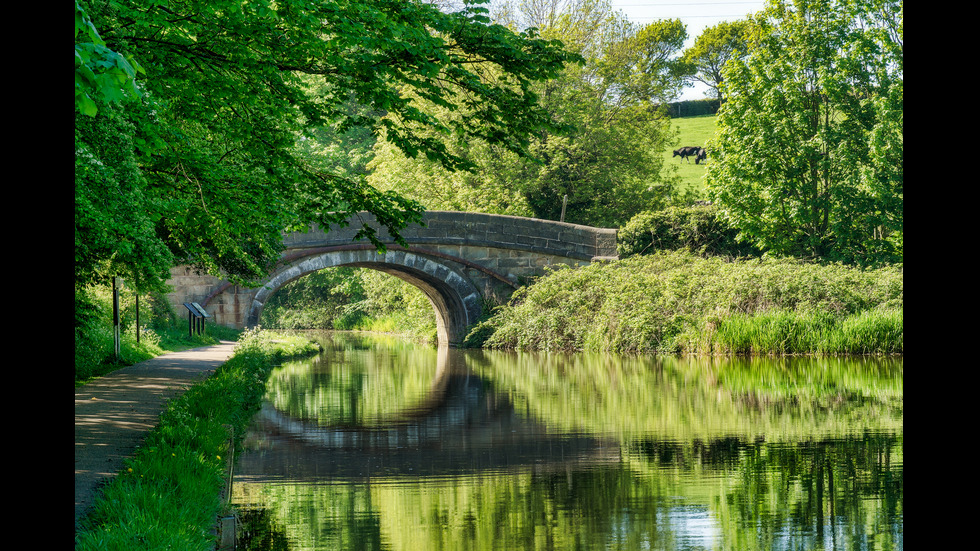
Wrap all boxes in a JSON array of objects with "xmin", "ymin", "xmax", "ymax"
[
  {"xmin": 74, "ymin": 0, "xmax": 580, "ymax": 290},
  {"xmin": 74, "ymin": 1, "xmax": 143, "ymax": 117},
  {"xmin": 369, "ymin": 0, "xmax": 685, "ymax": 227},
  {"xmin": 680, "ymin": 20, "xmax": 753, "ymax": 100},
  {"xmin": 704, "ymin": 0, "xmax": 903, "ymax": 266}
]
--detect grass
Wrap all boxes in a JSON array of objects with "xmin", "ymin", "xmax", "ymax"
[
  {"xmin": 474, "ymin": 250, "xmax": 903, "ymax": 356},
  {"xmin": 664, "ymin": 114, "xmax": 718, "ymax": 197},
  {"xmin": 696, "ymin": 308, "xmax": 904, "ymax": 355},
  {"xmin": 74, "ymin": 328, "xmax": 321, "ymax": 551},
  {"xmin": 75, "ymin": 284, "xmax": 243, "ymax": 386}
]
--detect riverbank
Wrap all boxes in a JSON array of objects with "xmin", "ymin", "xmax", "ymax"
[
  {"xmin": 74, "ymin": 329, "xmax": 320, "ymax": 550},
  {"xmin": 470, "ymin": 250, "xmax": 903, "ymax": 355}
]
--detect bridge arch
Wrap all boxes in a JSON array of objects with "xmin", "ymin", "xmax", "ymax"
[
  {"xmin": 168, "ymin": 211, "xmax": 618, "ymax": 347},
  {"xmin": 247, "ymin": 247, "xmax": 483, "ymax": 346}
]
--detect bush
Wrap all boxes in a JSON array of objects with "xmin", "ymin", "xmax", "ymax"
[
  {"xmin": 617, "ymin": 204, "xmax": 762, "ymax": 259},
  {"xmin": 477, "ymin": 251, "xmax": 903, "ymax": 355}
]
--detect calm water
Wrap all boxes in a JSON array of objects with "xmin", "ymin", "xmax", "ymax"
[{"xmin": 231, "ymin": 332, "xmax": 903, "ymax": 551}]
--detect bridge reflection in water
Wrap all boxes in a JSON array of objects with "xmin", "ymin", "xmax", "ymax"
[
  {"xmin": 230, "ymin": 333, "xmax": 904, "ymax": 551},
  {"xmin": 233, "ymin": 345, "xmax": 619, "ymax": 483}
]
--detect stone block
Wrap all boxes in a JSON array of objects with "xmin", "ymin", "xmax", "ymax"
[{"xmin": 170, "ymin": 211, "xmax": 619, "ymax": 336}]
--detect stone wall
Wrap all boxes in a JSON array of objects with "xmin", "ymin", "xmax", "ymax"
[{"xmin": 165, "ymin": 267, "xmax": 254, "ymax": 329}]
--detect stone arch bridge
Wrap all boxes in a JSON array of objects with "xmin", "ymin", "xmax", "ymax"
[{"xmin": 167, "ymin": 211, "xmax": 618, "ymax": 346}]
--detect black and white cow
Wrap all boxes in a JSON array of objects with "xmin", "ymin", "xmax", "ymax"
[
  {"xmin": 673, "ymin": 146, "xmax": 700, "ymax": 163},
  {"xmin": 694, "ymin": 147, "xmax": 707, "ymax": 164}
]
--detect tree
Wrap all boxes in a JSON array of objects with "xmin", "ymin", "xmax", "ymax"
[
  {"xmin": 680, "ymin": 20, "xmax": 752, "ymax": 100},
  {"xmin": 369, "ymin": 0, "xmax": 683, "ymax": 227},
  {"xmin": 75, "ymin": 106, "xmax": 175, "ymax": 293},
  {"xmin": 74, "ymin": 0, "xmax": 579, "ymax": 291},
  {"xmin": 704, "ymin": 0, "xmax": 903, "ymax": 266},
  {"xmin": 75, "ymin": 1, "xmax": 142, "ymax": 117},
  {"xmin": 628, "ymin": 18, "xmax": 690, "ymax": 103}
]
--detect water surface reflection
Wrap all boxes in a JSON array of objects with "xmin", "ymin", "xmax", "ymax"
[{"xmin": 232, "ymin": 332, "xmax": 902, "ymax": 551}]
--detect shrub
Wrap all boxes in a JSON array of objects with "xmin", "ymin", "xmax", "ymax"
[
  {"xmin": 477, "ymin": 251, "xmax": 902, "ymax": 355},
  {"xmin": 617, "ymin": 205, "xmax": 762, "ymax": 259}
]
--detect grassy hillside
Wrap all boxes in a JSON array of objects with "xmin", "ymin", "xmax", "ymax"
[{"xmin": 663, "ymin": 114, "xmax": 718, "ymax": 197}]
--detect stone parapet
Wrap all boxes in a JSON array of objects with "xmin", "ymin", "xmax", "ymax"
[
  {"xmin": 167, "ymin": 211, "xmax": 619, "ymax": 342},
  {"xmin": 284, "ymin": 211, "xmax": 618, "ymax": 262}
]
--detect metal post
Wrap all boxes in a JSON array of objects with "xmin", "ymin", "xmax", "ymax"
[
  {"xmin": 112, "ymin": 277, "xmax": 121, "ymax": 360},
  {"xmin": 184, "ymin": 302, "xmax": 209, "ymax": 337},
  {"xmin": 135, "ymin": 292, "xmax": 140, "ymax": 344}
]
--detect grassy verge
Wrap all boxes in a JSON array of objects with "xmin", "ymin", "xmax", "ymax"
[
  {"xmin": 74, "ymin": 329, "xmax": 321, "ymax": 551},
  {"xmin": 75, "ymin": 284, "xmax": 243, "ymax": 386},
  {"xmin": 472, "ymin": 250, "xmax": 902, "ymax": 355}
]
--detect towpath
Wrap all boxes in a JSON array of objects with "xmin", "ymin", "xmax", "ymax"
[{"xmin": 74, "ymin": 341, "xmax": 238, "ymax": 528}]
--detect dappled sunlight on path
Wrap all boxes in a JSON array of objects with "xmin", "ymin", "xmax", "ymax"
[{"xmin": 74, "ymin": 341, "xmax": 237, "ymax": 528}]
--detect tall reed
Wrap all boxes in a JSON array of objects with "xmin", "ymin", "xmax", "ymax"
[{"xmin": 693, "ymin": 308, "xmax": 903, "ymax": 355}]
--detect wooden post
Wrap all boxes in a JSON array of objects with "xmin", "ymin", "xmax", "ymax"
[{"xmin": 217, "ymin": 424, "xmax": 237, "ymax": 550}]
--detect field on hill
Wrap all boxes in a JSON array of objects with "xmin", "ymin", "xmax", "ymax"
[{"xmin": 662, "ymin": 114, "xmax": 718, "ymax": 197}]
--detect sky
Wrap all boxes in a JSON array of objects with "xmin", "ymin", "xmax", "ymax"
[{"xmin": 609, "ymin": 1, "xmax": 767, "ymax": 100}]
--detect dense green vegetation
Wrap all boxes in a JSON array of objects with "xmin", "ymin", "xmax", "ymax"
[
  {"xmin": 75, "ymin": 329, "xmax": 320, "ymax": 550},
  {"xmin": 75, "ymin": 0, "xmax": 902, "ymax": 358},
  {"xmin": 259, "ymin": 267, "xmax": 437, "ymax": 343},
  {"xmin": 470, "ymin": 251, "xmax": 902, "ymax": 355},
  {"xmin": 366, "ymin": 0, "xmax": 689, "ymax": 228},
  {"xmin": 705, "ymin": 0, "xmax": 903, "ymax": 266},
  {"xmin": 258, "ymin": 0, "xmax": 902, "ymax": 355},
  {"xmin": 73, "ymin": 0, "xmax": 902, "ymax": 547},
  {"xmin": 617, "ymin": 203, "xmax": 761, "ymax": 259},
  {"xmin": 76, "ymin": 0, "xmax": 901, "ymax": 360},
  {"xmin": 74, "ymin": 0, "xmax": 578, "ymax": 297},
  {"xmin": 74, "ymin": 283, "xmax": 242, "ymax": 385}
]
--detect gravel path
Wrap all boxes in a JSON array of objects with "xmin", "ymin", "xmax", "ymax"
[{"xmin": 74, "ymin": 341, "xmax": 238, "ymax": 529}]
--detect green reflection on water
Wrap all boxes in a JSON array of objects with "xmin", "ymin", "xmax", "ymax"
[
  {"xmin": 233, "ymin": 332, "xmax": 902, "ymax": 551},
  {"xmin": 264, "ymin": 333, "xmax": 441, "ymax": 427},
  {"xmin": 469, "ymin": 349, "xmax": 903, "ymax": 442}
]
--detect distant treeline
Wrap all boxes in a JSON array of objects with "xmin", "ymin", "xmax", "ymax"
[{"xmin": 664, "ymin": 98, "xmax": 721, "ymax": 118}]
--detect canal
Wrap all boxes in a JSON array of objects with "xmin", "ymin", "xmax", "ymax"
[{"xmin": 230, "ymin": 331, "xmax": 903, "ymax": 550}]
